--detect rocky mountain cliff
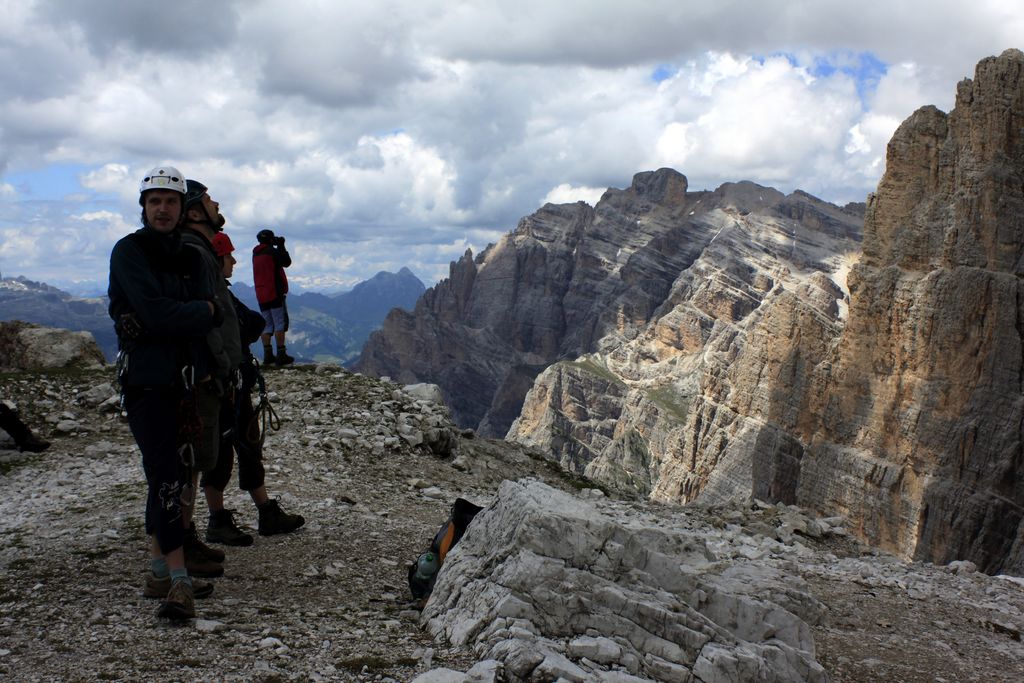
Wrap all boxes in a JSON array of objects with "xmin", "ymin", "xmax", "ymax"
[
  {"xmin": 792, "ymin": 49, "xmax": 1024, "ymax": 574},
  {"xmin": 355, "ymin": 172, "xmax": 863, "ymax": 438},
  {"xmin": 357, "ymin": 50, "xmax": 1024, "ymax": 575}
]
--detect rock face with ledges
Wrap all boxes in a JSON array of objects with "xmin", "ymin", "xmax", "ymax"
[
  {"xmin": 794, "ymin": 49, "xmax": 1024, "ymax": 574},
  {"xmin": 356, "ymin": 170, "xmax": 861, "ymax": 443},
  {"xmin": 509, "ymin": 192, "xmax": 861, "ymax": 504}
]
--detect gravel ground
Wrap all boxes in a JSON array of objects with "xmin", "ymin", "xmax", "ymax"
[{"xmin": 1, "ymin": 365, "xmax": 1022, "ymax": 682}]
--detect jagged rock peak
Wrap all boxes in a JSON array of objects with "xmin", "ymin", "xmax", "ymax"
[
  {"xmin": 807, "ymin": 48, "xmax": 1024, "ymax": 574},
  {"xmin": 865, "ymin": 48, "xmax": 1024, "ymax": 272},
  {"xmin": 627, "ymin": 167, "xmax": 689, "ymax": 203}
]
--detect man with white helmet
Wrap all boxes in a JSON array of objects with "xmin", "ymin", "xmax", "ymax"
[{"xmin": 108, "ymin": 166, "xmax": 221, "ymax": 620}]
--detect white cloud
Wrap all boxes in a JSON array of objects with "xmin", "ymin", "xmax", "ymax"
[
  {"xmin": 542, "ymin": 184, "xmax": 604, "ymax": 206},
  {"xmin": 0, "ymin": 1, "xmax": 1021, "ymax": 293}
]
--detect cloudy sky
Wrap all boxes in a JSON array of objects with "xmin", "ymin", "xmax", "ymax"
[{"xmin": 0, "ymin": 1, "xmax": 1020, "ymax": 295}]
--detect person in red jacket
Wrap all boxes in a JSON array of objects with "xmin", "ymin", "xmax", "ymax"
[{"xmin": 252, "ymin": 229, "xmax": 294, "ymax": 366}]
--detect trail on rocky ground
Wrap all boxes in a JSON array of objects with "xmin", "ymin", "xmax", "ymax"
[{"xmin": 1, "ymin": 366, "xmax": 1022, "ymax": 682}]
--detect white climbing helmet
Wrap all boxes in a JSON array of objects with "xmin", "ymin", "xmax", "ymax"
[{"xmin": 138, "ymin": 166, "xmax": 187, "ymax": 197}]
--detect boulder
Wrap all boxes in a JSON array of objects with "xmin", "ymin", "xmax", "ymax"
[
  {"xmin": 421, "ymin": 480, "xmax": 826, "ymax": 682},
  {"xmin": 0, "ymin": 321, "xmax": 106, "ymax": 371}
]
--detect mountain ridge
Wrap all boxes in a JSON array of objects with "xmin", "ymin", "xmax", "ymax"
[
  {"xmin": 356, "ymin": 49, "xmax": 1024, "ymax": 575},
  {"xmin": 0, "ymin": 267, "xmax": 424, "ymax": 365}
]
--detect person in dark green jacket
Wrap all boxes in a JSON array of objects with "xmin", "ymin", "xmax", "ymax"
[
  {"xmin": 202, "ymin": 231, "xmax": 306, "ymax": 547},
  {"xmin": 108, "ymin": 166, "xmax": 219, "ymax": 621}
]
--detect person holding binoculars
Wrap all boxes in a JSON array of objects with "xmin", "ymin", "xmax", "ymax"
[{"xmin": 252, "ymin": 229, "xmax": 294, "ymax": 366}]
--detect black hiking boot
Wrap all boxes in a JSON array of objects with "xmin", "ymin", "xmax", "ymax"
[
  {"xmin": 184, "ymin": 527, "xmax": 224, "ymax": 577},
  {"xmin": 16, "ymin": 432, "xmax": 50, "ymax": 453},
  {"xmin": 275, "ymin": 349, "xmax": 294, "ymax": 366},
  {"xmin": 258, "ymin": 499, "xmax": 305, "ymax": 536},
  {"xmin": 262, "ymin": 345, "xmax": 274, "ymax": 367},
  {"xmin": 0, "ymin": 404, "xmax": 50, "ymax": 453},
  {"xmin": 206, "ymin": 509, "xmax": 254, "ymax": 547}
]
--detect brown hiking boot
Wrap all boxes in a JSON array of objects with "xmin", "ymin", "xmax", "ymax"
[
  {"xmin": 143, "ymin": 572, "xmax": 214, "ymax": 599},
  {"xmin": 156, "ymin": 579, "xmax": 195, "ymax": 620},
  {"xmin": 185, "ymin": 526, "xmax": 225, "ymax": 561},
  {"xmin": 258, "ymin": 499, "xmax": 305, "ymax": 536},
  {"xmin": 184, "ymin": 529, "xmax": 224, "ymax": 578},
  {"xmin": 206, "ymin": 509, "xmax": 254, "ymax": 547}
]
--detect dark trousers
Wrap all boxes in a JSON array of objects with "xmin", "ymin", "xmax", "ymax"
[
  {"xmin": 201, "ymin": 388, "xmax": 266, "ymax": 493},
  {"xmin": 124, "ymin": 388, "xmax": 186, "ymax": 554}
]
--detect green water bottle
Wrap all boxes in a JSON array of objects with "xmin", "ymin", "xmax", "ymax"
[{"xmin": 415, "ymin": 551, "xmax": 439, "ymax": 581}]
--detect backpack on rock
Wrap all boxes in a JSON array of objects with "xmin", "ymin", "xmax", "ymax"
[{"xmin": 408, "ymin": 497, "xmax": 483, "ymax": 601}]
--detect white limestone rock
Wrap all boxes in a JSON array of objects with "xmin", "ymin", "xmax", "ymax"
[{"xmin": 422, "ymin": 479, "xmax": 826, "ymax": 682}]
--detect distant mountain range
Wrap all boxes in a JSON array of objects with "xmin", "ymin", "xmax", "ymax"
[
  {"xmin": 231, "ymin": 267, "xmax": 425, "ymax": 364},
  {"xmin": 0, "ymin": 267, "xmax": 424, "ymax": 365},
  {"xmin": 0, "ymin": 277, "xmax": 116, "ymax": 362}
]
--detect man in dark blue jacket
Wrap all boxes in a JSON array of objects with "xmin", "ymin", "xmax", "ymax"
[{"xmin": 108, "ymin": 166, "xmax": 219, "ymax": 621}]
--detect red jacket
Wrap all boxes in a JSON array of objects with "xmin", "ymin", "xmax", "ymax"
[{"xmin": 252, "ymin": 243, "xmax": 291, "ymax": 309}]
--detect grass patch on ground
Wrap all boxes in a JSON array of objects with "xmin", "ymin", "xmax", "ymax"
[
  {"xmin": 337, "ymin": 655, "xmax": 418, "ymax": 673},
  {"xmin": 565, "ymin": 358, "xmax": 625, "ymax": 386},
  {"xmin": 646, "ymin": 387, "xmax": 691, "ymax": 423}
]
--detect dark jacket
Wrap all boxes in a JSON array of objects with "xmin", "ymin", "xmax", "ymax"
[
  {"xmin": 230, "ymin": 288, "xmax": 267, "ymax": 347},
  {"xmin": 252, "ymin": 243, "xmax": 291, "ymax": 310},
  {"xmin": 181, "ymin": 228, "xmax": 241, "ymax": 379},
  {"xmin": 228, "ymin": 286, "xmax": 268, "ymax": 392},
  {"xmin": 107, "ymin": 227, "xmax": 215, "ymax": 388}
]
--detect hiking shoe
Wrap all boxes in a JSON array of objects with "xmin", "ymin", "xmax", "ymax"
[
  {"xmin": 143, "ymin": 573, "xmax": 214, "ymax": 599},
  {"xmin": 156, "ymin": 579, "xmax": 195, "ymax": 620},
  {"xmin": 275, "ymin": 350, "xmax": 295, "ymax": 366},
  {"xmin": 184, "ymin": 529, "xmax": 225, "ymax": 578},
  {"xmin": 206, "ymin": 509, "xmax": 254, "ymax": 547},
  {"xmin": 185, "ymin": 526, "xmax": 225, "ymax": 562},
  {"xmin": 258, "ymin": 499, "xmax": 305, "ymax": 536},
  {"xmin": 17, "ymin": 433, "xmax": 50, "ymax": 453}
]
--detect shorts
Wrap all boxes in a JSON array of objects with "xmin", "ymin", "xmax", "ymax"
[{"xmin": 261, "ymin": 305, "xmax": 289, "ymax": 334}]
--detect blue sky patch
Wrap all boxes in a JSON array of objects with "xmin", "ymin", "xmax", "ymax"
[
  {"xmin": 651, "ymin": 65, "xmax": 675, "ymax": 82},
  {"xmin": 811, "ymin": 52, "xmax": 888, "ymax": 105},
  {"xmin": 5, "ymin": 163, "xmax": 92, "ymax": 201},
  {"xmin": 754, "ymin": 50, "xmax": 889, "ymax": 108}
]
